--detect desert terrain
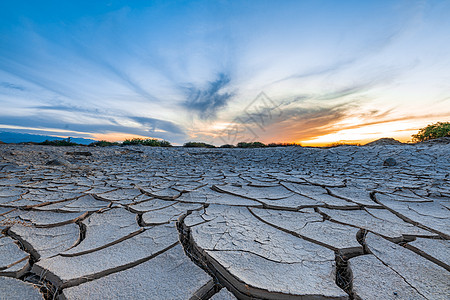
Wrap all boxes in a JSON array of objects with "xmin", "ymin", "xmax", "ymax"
[{"xmin": 0, "ymin": 143, "xmax": 449, "ymax": 299}]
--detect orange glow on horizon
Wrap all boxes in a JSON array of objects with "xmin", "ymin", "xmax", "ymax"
[
  {"xmin": 91, "ymin": 132, "xmax": 159, "ymax": 142},
  {"xmin": 265, "ymin": 117, "xmax": 450, "ymax": 147},
  {"xmin": 298, "ymin": 135, "xmax": 412, "ymax": 147},
  {"xmin": 181, "ymin": 115, "xmax": 450, "ymax": 147},
  {"xmin": 1, "ymin": 116, "xmax": 448, "ymax": 147}
]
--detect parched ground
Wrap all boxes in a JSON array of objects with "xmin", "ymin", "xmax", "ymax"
[{"xmin": 0, "ymin": 144, "xmax": 449, "ymax": 300}]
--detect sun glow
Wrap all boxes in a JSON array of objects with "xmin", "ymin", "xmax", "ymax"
[
  {"xmin": 299, "ymin": 119, "xmax": 435, "ymax": 146},
  {"xmin": 91, "ymin": 132, "xmax": 158, "ymax": 142}
]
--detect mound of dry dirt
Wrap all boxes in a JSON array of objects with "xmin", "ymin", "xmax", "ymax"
[{"xmin": 364, "ymin": 138, "xmax": 403, "ymax": 146}]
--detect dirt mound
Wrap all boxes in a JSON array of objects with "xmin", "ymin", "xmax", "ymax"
[{"xmin": 364, "ymin": 138, "xmax": 403, "ymax": 146}]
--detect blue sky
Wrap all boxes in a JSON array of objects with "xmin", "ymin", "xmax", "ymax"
[{"xmin": 1, "ymin": 0, "xmax": 449, "ymax": 145}]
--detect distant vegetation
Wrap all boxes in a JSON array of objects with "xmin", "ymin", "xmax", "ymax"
[
  {"xmin": 219, "ymin": 144, "xmax": 235, "ymax": 148},
  {"xmin": 38, "ymin": 138, "xmax": 79, "ymax": 146},
  {"xmin": 122, "ymin": 138, "xmax": 172, "ymax": 147},
  {"xmin": 183, "ymin": 142, "xmax": 215, "ymax": 148},
  {"xmin": 236, "ymin": 141, "xmax": 265, "ymax": 148},
  {"xmin": 266, "ymin": 142, "xmax": 302, "ymax": 147},
  {"xmin": 236, "ymin": 141, "xmax": 301, "ymax": 148},
  {"xmin": 88, "ymin": 140, "xmax": 120, "ymax": 147},
  {"xmin": 412, "ymin": 122, "xmax": 450, "ymax": 142},
  {"xmin": 325, "ymin": 142, "xmax": 361, "ymax": 148},
  {"xmin": 4, "ymin": 135, "xmax": 305, "ymax": 148},
  {"xmin": 24, "ymin": 137, "xmax": 171, "ymax": 147},
  {"xmin": 182, "ymin": 141, "xmax": 302, "ymax": 148}
]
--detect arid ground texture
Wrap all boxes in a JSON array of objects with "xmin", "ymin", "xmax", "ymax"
[{"xmin": 0, "ymin": 143, "xmax": 449, "ymax": 299}]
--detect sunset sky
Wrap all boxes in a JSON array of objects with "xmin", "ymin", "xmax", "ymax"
[{"xmin": 1, "ymin": 0, "xmax": 449, "ymax": 146}]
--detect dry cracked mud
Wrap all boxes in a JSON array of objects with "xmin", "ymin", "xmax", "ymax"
[{"xmin": 0, "ymin": 144, "xmax": 449, "ymax": 299}]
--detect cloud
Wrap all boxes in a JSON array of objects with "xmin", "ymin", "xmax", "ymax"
[
  {"xmin": 0, "ymin": 81, "xmax": 26, "ymax": 91},
  {"xmin": 249, "ymin": 103, "xmax": 352, "ymax": 131},
  {"xmin": 205, "ymin": 82, "xmax": 378, "ymax": 144},
  {"xmin": 75, "ymin": 47, "xmax": 160, "ymax": 102},
  {"xmin": 29, "ymin": 104, "xmax": 186, "ymax": 135},
  {"xmin": 0, "ymin": 115, "xmax": 129, "ymax": 134},
  {"xmin": 129, "ymin": 116, "xmax": 185, "ymax": 135},
  {"xmin": 233, "ymin": 84, "xmax": 368, "ymax": 130},
  {"xmin": 183, "ymin": 73, "xmax": 233, "ymax": 119},
  {"xmin": 207, "ymin": 95, "xmax": 356, "ymax": 144},
  {"xmin": 32, "ymin": 105, "xmax": 102, "ymax": 114},
  {"xmin": 269, "ymin": 58, "xmax": 357, "ymax": 86},
  {"xmin": 0, "ymin": 114, "xmax": 186, "ymax": 143},
  {"xmin": 316, "ymin": 86, "xmax": 369, "ymax": 101}
]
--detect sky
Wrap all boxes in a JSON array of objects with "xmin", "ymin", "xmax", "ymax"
[{"xmin": 0, "ymin": 0, "xmax": 449, "ymax": 146}]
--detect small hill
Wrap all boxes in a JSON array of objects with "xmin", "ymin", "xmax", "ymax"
[
  {"xmin": 0, "ymin": 140, "xmax": 5, "ymax": 144},
  {"xmin": 364, "ymin": 138, "xmax": 402, "ymax": 146}
]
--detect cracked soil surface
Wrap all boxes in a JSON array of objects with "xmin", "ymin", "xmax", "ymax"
[{"xmin": 0, "ymin": 144, "xmax": 449, "ymax": 299}]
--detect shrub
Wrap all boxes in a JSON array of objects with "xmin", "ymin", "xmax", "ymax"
[
  {"xmin": 267, "ymin": 142, "xmax": 301, "ymax": 147},
  {"xmin": 183, "ymin": 142, "xmax": 215, "ymax": 148},
  {"xmin": 412, "ymin": 122, "xmax": 450, "ymax": 142},
  {"xmin": 38, "ymin": 138, "xmax": 79, "ymax": 146},
  {"xmin": 236, "ymin": 141, "xmax": 266, "ymax": 148},
  {"xmin": 122, "ymin": 138, "xmax": 172, "ymax": 147},
  {"xmin": 159, "ymin": 140, "xmax": 172, "ymax": 147},
  {"xmin": 325, "ymin": 142, "xmax": 360, "ymax": 148},
  {"xmin": 89, "ymin": 140, "xmax": 119, "ymax": 147}
]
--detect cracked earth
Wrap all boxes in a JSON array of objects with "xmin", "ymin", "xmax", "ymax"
[{"xmin": 0, "ymin": 144, "xmax": 449, "ymax": 299}]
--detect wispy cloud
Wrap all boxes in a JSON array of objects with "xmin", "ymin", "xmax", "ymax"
[
  {"xmin": 0, "ymin": 81, "xmax": 26, "ymax": 91},
  {"xmin": 233, "ymin": 100, "xmax": 355, "ymax": 140},
  {"xmin": 0, "ymin": 114, "xmax": 186, "ymax": 143},
  {"xmin": 32, "ymin": 105, "xmax": 102, "ymax": 114},
  {"xmin": 183, "ymin": 73, "xmax": 233, "ymax": 119},
  {"xmin": 129, "ymin": 116, "xmax": 185, "ymax": 135},
  {"xmin": 71, "ymin": 40, "xmax": 161, "ymax": 103}
]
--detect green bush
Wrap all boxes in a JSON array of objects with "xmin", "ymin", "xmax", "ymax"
[
  {"xmin": 236, "ymin": 141, "xmax": 266, "ymax": 148},
  {"xmin": 122, "ymin": 138, "xmax": 172, "ymax": 147},
  {"xmin": 412, "ymin": 122, "xmax": 450, "ymax": 142},
  {"xmin": 325, "ymin": 142, "xmax": 360, "ymax": 148},
  {"xmin": 89, "ymin": 140, "xmax": 119, "ymax": 147},
  {"xmin": 267, "ymin": 142, "xmax": 301, "ymax": 147},
  {"xmin": 183, "ymin": 142, "xmax": 216, "ymax": 148},
  {"xmin": 159, "ymin": 140, "xmax": 172, "ymax": 147},
  {"xmin": 38, "ymin": 138, "xmax": 79, "ymax": 146}
]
